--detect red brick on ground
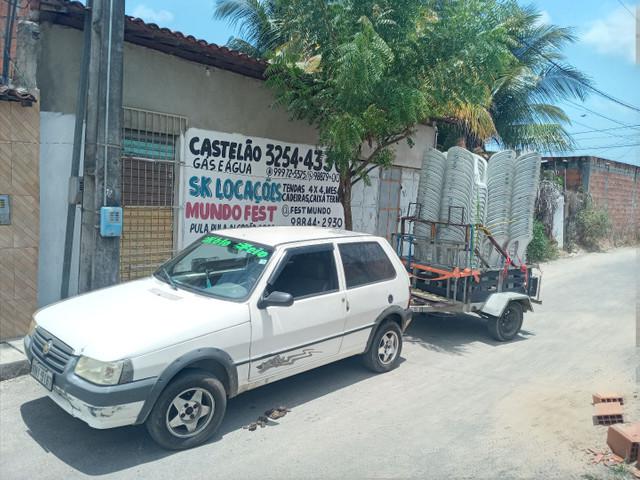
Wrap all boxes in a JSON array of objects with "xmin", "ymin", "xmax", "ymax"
[
  {"xmin": 607, "ymin": 423, "xmax": 640, "ymax": 462},
  {"xmin": 593, "ymin": 402, "xmax": 624, "ymax": 426},
  {"xmin": 593, "ymin": 392, "xmax": 625, "ymax": 405}
]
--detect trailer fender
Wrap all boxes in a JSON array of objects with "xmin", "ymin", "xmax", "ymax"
[{"xmin": 481, "ymin": 292, "xmax": 532, "ymax": 318}]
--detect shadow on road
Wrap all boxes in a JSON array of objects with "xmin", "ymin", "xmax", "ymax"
[
  {"xmin": 404, "ymin": 312, "xmax": 533, "ymax": 355},
  {"xmin": 19, "ymin": 314, "xmax": 530, "ymax": 475},
  {"xmin": 20, "ymin": 355, "xmax": 389, "ymax": 476}
]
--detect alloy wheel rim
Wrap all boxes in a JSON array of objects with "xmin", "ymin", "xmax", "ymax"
[
  {"xmin": 378, "ymin": 331, "xmax": 399, "ymax": 365},
  {"xmin": 165, "ymin": 387, "xmax": 215, "ymax": 438}
]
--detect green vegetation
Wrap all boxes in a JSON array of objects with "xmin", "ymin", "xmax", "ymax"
[
  {"xmin": 526, "ymin": 220, "xmax": 557, "ymax": 263},
  {"xmin": 215, "ymin": 0, "xmax": 591, "ymax": 229},
  {"xmin": 575, "ymin": 200, "xmax": 611, "ymax": 250}
]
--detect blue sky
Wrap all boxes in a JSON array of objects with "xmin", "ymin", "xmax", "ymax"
[{"xmin": 125, "ymin": 0, "xmax": 640, "ymax": 166}]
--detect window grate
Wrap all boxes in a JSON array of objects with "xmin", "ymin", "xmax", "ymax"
[{"xmin": 120, "ymin": 107, "xmax": 187, "ymax": 282}]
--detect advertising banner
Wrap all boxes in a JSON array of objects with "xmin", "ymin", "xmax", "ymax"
[{"xmin": 181, "ymin": 128, "xmax": 344, "ymax": 247}]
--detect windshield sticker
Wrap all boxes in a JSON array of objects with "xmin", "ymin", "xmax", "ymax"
[
  {"xmin": 201, "ymin": 235, "xmax": 231, "ymax": 246},
  {"xmin": 201, "ymin": 236, "xmax": 270, "ymax": 258}
]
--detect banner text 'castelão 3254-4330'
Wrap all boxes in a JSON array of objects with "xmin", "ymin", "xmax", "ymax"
[{"xmin": 181, "ymin": 128, "xmax": 344, "ymax": 246}]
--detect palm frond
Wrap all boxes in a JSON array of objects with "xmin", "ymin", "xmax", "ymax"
[{"xmin": 496, "ymin": 123, "xmax": 575, "ymax": 153}]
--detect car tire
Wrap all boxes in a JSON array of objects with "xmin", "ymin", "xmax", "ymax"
[
  {"xmin": 362, "ymin": 320, "xmax": 403, "ymax": 373},
  {"xmin": 487, "ymin": 301, "xmax": 523, "ymax": 342},
  {"xmin": 145, "ymin": 370, "xmax": 227, "ymax": 450}
]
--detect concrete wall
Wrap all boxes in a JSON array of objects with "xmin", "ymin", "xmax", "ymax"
[
  {"xmin": 38, "ymin": 23, "xmax": 319, "ymax": 144},
  {"xmin": 38, "ymin": 22, "xmax": 434, "ymax": 164},
  {"xmin": 0, "ymin": 99, "xmax": 40, "ymax": 339},
  {"xmin": 38, "ymin": 112, "xmax": 81, "ymax": 306}
]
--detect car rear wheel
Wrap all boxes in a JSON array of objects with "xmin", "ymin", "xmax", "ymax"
[
  {"xmin": 362, "ymin": 320, "xmax": 403, "ymax": 373},
  {"xmin": 145, "ymin": 370, "xmax": 227, "ymax": 450}
]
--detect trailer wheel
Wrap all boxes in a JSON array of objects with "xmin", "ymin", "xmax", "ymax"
[{"xmin": 487, "ymin": 302, "xmax": 523, "ymax": 341}]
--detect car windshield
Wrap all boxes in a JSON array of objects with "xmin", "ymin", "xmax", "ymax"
[{"xmin": 155, "ymin": 234, "xmax": 273, "ymax": 300}]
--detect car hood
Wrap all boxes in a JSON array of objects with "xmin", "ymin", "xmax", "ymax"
[{"xmin": 34, "ymin": 277, "xmax": 249, "ymax": 361}]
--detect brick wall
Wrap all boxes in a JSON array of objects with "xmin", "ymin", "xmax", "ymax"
[
  {"xmin": 587, "ymin": 158, "xmax": 639, "ymax": 242},
  {"xmin": 0, "ymin": 0, "xmax": 39, "ymax": 83},
  {"xmin": 0, "ymin": 98, "xmax": 40, "ymax": 339},
  {"xmin": 541, "ymin": 157, "xmax": 589, "ymax": 191}
]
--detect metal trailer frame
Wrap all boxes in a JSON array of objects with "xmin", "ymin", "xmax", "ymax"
[{"xmin": 392, "ymin": 211, "xmax": 542, "ymax": 320}]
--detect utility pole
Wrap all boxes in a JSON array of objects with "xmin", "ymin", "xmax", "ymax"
[{"xmin": 78, "ymin": 0, "xmax": 125, "ymax": 293}]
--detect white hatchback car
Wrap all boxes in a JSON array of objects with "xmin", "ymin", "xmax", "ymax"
[{"xmin": 25, "ymin": 227, "xmax": 411, "ymax": 449}]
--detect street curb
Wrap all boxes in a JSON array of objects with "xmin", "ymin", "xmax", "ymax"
[{"xmin": 0, "ymin": 359, "xmax": 30, "ymax": 381}]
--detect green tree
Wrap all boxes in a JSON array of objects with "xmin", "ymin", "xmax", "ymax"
[
  {"xmin": 215, "ymin": 1, "xmax": 590, "ymax": 229},
  {"xmin": 217, "ymin": 0, "xmax": 517, "ymax": 229}
]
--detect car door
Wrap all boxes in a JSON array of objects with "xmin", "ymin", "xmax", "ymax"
[
  {"xmin": 336, "ymin": 240, "xmax": 404, "ymax": 353},
  {"xmin": 247, "ymin": 243, "xmax": 346, "ymax": 382}
]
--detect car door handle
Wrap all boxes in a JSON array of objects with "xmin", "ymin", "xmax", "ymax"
[{"xmin": 343, "ymin": 299, "xmax": 350, "ymax": 311}]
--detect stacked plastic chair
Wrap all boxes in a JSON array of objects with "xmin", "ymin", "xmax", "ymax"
[
  {"xmin": 414, "ymin": 148, "xmax": 447, "ymax": 262},
  {"xmin": 436, "ymin": 147, "xmax": 476, "ymax": 265},
  {"xmin": 507, "ymin": 152, "xmax": 541, "ymax": 262},
  {"xmin": 472, "ymin": 154, "xmax": 488, "ymax": 225},
  {"xmin": 471, "ymin": 154, "xmax": 488, "ymax": 267},
  {"xmin": 483, "ymin": 150, "xmax": 516, "ymax": 266},
  {"xmin": 412, "ymin": 146, "xmax": 540, "ymax": 269}
]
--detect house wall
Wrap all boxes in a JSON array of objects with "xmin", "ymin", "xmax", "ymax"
[
  {"xmin": 38, "ymin": 23, "xmax": 434, "ymax": 167},
  {"xmin": 35, "ymin": 22, "xmax": 434, "ymax": 305},
  {"xmin": 542, "ymin": 156, "xmax": 640, "ymax": 243},
  {"xmin": 0, "ymin": 99, "xmax": 40, "ymax": 339},
  {"xmin": 587, "ymin": 158, "xmax": 639, "ymax": 242}
]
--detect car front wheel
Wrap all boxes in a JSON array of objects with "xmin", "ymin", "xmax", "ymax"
[
  {"xmin": 145, "ymin": 370, "xmax": 227, "ymax": 450},
  {"xmin": 363, "ymin": 320, "xmax": 403, "ymax": 373}
]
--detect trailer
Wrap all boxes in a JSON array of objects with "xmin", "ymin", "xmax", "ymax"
[{"xmin": 393, "ymin": 208, "xmax": 542, "ymax": 341}]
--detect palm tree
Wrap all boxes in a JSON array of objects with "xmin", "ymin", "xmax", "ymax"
[
  {"xmin": 214, "ymin": 0, "xmax": 283, "ymax": 58},
  {"xmin": 490, "ymin": 7, "xmax": 592, "ymax": 152},
  {"xmin": 441, "ymin": 7, "xmax": 592, "ymax": 153}
]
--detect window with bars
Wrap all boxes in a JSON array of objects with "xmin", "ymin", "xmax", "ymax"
[{"xmin": 119, "ymin": 108, "xmax": 187, "ymax": 282}]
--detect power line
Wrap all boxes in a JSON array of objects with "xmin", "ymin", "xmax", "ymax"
[
  {"xmin": 570, "ymin": 124, "xmax": 640, "ymax": 135},
  {"xmin": 615, "ymin": 0, "xmax": 637, "ymax": 18},
  {"xmin": 570, "ymin": 142, "xmax": 640, "ymax": 151},
  {"xmin": 565, "ymin": 100, "xmax": 640, "ymax": 130},
  {"xmin": 571, "ymin": 133, "xmax": 640, "ymax": 141},
  {"xmin": 570, "ymin": 118, "xmax": 640, "ymax": 142}
]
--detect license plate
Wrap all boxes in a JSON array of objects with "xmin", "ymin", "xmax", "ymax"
[{"xmin": 31, "ymin": 359, "xmax": 53, "ymax": 391}]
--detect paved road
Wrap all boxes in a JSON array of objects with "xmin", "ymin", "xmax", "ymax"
[{"xmin": 1, "ymin": 248, "xmax": 638, "ymax": 479}]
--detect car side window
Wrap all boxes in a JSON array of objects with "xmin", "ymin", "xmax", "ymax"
[
  {"xmin": 269, "ymin": 247, "xmax": 339, "ymax": 300},
  {"xmin": 338, "ymin": 242, "xmax": 396, "ymax": 289}
]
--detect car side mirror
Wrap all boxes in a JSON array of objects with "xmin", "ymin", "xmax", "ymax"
[{"xmin": 258, "ymin": 291, "xmax": 294, "ymax": 309}]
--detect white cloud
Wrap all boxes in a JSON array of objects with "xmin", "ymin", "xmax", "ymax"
[
  {"xmin": 536, "ymin": 10, "xmax": 551, "ymax": 26},
  {"xmin": 131, "ymin": 5, "xmax": 174, "ymax": 25},
  {"xmin": 581, "ymin": 5, "xmax": 635, "ymax": 63}
]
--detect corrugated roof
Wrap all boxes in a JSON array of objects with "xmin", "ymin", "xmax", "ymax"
[
  {"xmin": 0, "ymin": 85, "xmax": 37, "ymax": 105},
  {"xmin": 40, "ymin": 0, "xmax": 268, "ymax": 79}
]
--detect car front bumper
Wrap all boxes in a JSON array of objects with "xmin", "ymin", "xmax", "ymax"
[
  {"xmin": 47, "ymin": 385, "xmax": 145, "ymax": 429},
  {"xmin": 24, "ymin": 334, "xmax": 156, "ymax": 429}
]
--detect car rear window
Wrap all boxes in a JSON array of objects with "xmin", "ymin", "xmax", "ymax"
[{"xmin": 338, "ymin": 242, "xmax": 396, "ymax": 288}]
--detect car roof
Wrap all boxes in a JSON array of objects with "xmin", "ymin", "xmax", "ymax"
[{"xmin": 215, "ymin": 226, "xmax": 372, "ymax": 247}]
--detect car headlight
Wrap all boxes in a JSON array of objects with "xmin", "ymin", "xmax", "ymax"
[
  {"xmin": 27, "ymin": 318, "xmax": 37, "ymax": 337},
  {"xmin": 74, "ymin": 356, "xmax": 133, "ymax": 385}
]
